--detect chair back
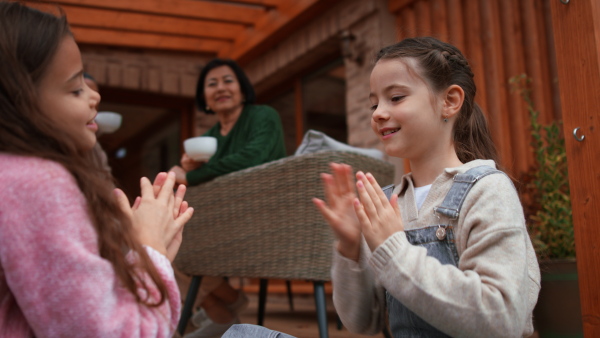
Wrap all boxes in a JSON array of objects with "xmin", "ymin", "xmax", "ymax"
[{"xmin": 173, "ymin": 151, "xmax": 395, "ymax": 281}]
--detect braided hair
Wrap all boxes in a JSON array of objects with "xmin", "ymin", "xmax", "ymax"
[{"xmin": 375, "ymin": 37, "xmax": 499, "ymax": 165}]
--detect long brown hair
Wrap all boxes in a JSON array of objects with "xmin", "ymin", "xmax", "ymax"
[
  {"xmin": 0, "ymin": 2, "xmax": 167, "ymax": 306},
  {"xmin": 375, "ymin": 37, "xmax": 499, "ymax": 165}
]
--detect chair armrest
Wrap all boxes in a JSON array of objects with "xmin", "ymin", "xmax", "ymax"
[{"xmin": 173, "ymin": 151, "xmax": 395, "ymax": 281}]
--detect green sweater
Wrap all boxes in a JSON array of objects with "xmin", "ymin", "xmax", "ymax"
[{"xmin": 186, "ymin": 104, "xmax": 286, "ymax": 186}]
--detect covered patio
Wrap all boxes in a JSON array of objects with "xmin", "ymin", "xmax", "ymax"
[{"xmin": 26, "ymin": 0, "xmax": 600, "ymax": 337}]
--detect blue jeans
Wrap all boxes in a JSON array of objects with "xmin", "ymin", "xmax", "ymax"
[{"xmin": 222, "ymin": 324, "xmax": 297, "ymax": 338}]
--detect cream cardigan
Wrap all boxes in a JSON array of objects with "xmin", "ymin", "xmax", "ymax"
[{"xmin": 332, "ymin": 159, "xmax": 541, "ymax": 337}]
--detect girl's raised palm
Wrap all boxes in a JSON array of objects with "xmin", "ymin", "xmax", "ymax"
[
  {"xmin": 354, "ymin": 171, "xmax": 403, "ymax": 252},
  {"xmin": 115, "ymin": 172, "xmax": 194, "ymax": 257},
  {"xmin": 313, "ymin": 163, "xmax": 362, "ymax": 261}
]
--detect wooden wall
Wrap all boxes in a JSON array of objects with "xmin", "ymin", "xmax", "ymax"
[{"xmin": 388, "ymin": 0, "xmax": 560, "ymax": 180}]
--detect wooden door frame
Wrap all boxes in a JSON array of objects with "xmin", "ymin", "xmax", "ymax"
[{"xmin": 549, "ymin": 0, "xmax": 600, "ymax": 335}]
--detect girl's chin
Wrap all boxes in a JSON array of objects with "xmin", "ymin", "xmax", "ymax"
[
  {"xmin": 79, "ymin": 135, "xmax": 98, "ymax": 152},
  {"xmin": 383, "ymin": 145, "xmax": 405, "ymax": 158}
]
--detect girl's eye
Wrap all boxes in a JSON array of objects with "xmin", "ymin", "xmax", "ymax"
[
  {"xmin": 224, "ymin": 79, "xmax": 234, "ymax": 84},
  {"xmin": 391, "ymin": 95, "xmax": 405, "ymax": 102},
  {"xmin": 370, "ymin": 104, "xmax": 378, "ymax": 111},
  {"xmin": 72, "ymin": 89, "xmax": 83, "ymax": 96},
  {"xmin": 207, "ymin": 82, "xmax": 216, "ymax": 87}
]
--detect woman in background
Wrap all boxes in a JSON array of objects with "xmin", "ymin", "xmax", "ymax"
[{"xmin": 171, "ymin": 58, "xmax": 286, "ymax": 338}]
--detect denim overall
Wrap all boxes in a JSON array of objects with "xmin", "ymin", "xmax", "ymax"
[{"xmin": 386, "ymin": 165, "xmax": 502, "ymax": 337}]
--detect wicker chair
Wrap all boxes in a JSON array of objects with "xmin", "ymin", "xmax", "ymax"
[{"xmin": 174, "ymin": 150, "xmax": 395, "ymax": 337}]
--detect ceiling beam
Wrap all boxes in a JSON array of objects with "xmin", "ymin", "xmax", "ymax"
[
  {"xmin": 70, "ymin": 26, "xmax": 228, "ymax": 54},
  {"xmin": 212, "ymin": 0, "xmax": 281, "ymax": 7},
  {"xmin": 221, "ymin": 0, "xmax": 341, "ymax": 64},
  {"xmin": 40, "ymin": 0, "xmax": 266, "ymax": 25},
  {"xmin": 388, "ymin": 0, "xmax": 417, "ymax": 13},
  {"xmin": 27, "ymin": 2, "xmax": 244, "ymax": 41}
]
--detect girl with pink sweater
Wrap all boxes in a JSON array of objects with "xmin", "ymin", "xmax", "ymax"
[{"xmin": 0, "ymin": 2, "xmax": 194, "ymax": 336}]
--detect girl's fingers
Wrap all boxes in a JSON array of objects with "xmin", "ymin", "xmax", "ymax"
[
  {"xmin": 332, "ymin": 163, "xmax": 353, "ymax": 196},
  {"xmin": 152, "ymin": 172, "xmax": 168, "ymax": 197},
  {"xmin": 365, "ymin": 172, "xmax": 389, "ymax": 205},
  {"xmin": 353, "ymin": 198, "xmax": 371, "ymax": 231},
  {"xmin": 175, "ymin": 206, "xmax": 194, "ymax": 228},
  {"xmin": 330, "ymin": 163, "xmax": 346, "ymax": 196},
  {"xmin": 139, "ymin": 177, "xmax": 154, "ymax": 199},
  {"xmin": 179, "ymin": 200, "xmax": 189, "ymax": 215},
  {"xmin": 312, "ymin": 198, "xmax": 337, "ymax": 226},
  {"xmin": 342, "ymin": 164, "xmax": 355, "ymax": 195},
  {"xmin": 157, "ymin": 171, "xmax": 177, "ymax": 201},
  {"xmin": 320, "ymin": 173, "xmax": 336, "ymax": 207},
  {"xmin": 358, "ymin": 172, "xmax": 384, "ymax": 210},
  {"xmin": 113, "ymin": 189, "xmax": 132, "ymax": 216},
  {"xmin": 174, "ymin": 184, "xmax": 186, "ymax": 218},
  {"xmin": 132, "ymin": 196, "xmax": 141, "ymax": 210},
  {"xmin": 356, "ymin": 175, "xmax": 378, "ymax": 219}
]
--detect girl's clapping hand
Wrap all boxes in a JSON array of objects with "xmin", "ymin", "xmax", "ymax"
[
  {"xmin": 114, "ymin": 172, "xmax": 194, "ymax": 260},
  {"xmin": 354, "ymin": 171, "xmax": 403, "ymax": 252},
  {"xmin": 313, "ymin": 163, "xmax": 362, "ymax": 261}
]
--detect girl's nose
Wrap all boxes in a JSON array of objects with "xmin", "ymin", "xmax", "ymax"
[
  {"xmin": 90, "ymin": 89, "xmax": 101, "ymax": 109},
  {"xmin": 372, "ymin": 106, "xmax": 389, "ymax": 122}
]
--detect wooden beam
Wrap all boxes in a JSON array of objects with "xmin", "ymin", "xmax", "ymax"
[
  {"xmin": 40, "ymin": 0, "xmax": 266, "ymax": 25},
  {"xmin": 549, "ymin": 0, "xmax": 600, "ymax": 335},
  {"xmin": 216, "ymin": 0, "xmax": 281, "ymax": 7},
  {"xmin": 294, "ymin": 79, "xmax": 304, "ymax": 147},
  {"xmin": 389, "ymin": 0, "xmax": 418, "ymax": 14},
  {"xmin": 27, "ymin": 2, "xmax": 244, "ymax": 41},
  {"xmin": 70, "ymin": 26, "xmax": 228, "ymax": 54},
  {"xmin": 221, "ymin": 0, "xmax": 340, "ymax": 64}
]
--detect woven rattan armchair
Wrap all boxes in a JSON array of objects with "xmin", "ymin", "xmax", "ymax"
[{"xmin": 174, "ymin": 150, "xmax": 395, "ymax": 337}]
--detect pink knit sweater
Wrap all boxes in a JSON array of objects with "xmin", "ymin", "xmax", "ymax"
[{"xmin": 0, "ymin": 154, "xmax": 181, "ymax": 337}]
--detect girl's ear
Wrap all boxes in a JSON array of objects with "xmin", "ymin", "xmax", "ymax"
[{"xmin": 443, "ymin": 84, "xmax": 464, "ymax": 119}]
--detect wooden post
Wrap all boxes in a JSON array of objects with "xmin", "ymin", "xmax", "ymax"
[
  {"xmin": 295, "ymin": 79, "xmax": 304, "ymax": 147},
  {"xmin": 549, "ymin": 0, "xmax": 600, "ymax": 336}
]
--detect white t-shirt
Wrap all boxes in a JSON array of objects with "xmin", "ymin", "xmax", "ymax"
[{"xmin": 414, "ymin": 184, "xmax": 432, "ymax": 210}]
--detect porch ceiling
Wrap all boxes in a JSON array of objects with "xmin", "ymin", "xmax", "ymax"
[{"xmin": 28, "ymin": 0, "xmax": 340, "ymax": 64}]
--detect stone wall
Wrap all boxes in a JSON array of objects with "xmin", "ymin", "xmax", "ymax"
[
  {"xmin": 81, "ymin": 47, "xmax": 207, "ymax": 98},
  {"xmin": 80, "ymin": 48, "xmax": 215, "ymax": 135}
]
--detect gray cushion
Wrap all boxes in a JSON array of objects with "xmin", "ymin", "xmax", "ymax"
[{"xmin": 294, "ymin": 129, "xmax": 384, "ymax": 160}]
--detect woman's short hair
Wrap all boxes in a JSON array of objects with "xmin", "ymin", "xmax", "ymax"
[{"xmin": 195, "ymin": 58, "xmax": 256, "ymax": 114}]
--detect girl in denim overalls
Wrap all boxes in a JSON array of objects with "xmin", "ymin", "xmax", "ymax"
[{"xmin": 314, "ymin": 37, "xmax": 541, "ymax": 337}]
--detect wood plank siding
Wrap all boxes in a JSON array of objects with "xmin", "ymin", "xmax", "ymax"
[{"xmin": 389, "ymin": 0, "xmax": 560, "ymax": 182}]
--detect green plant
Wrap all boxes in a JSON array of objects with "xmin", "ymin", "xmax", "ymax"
[{"xmin": 510, "ymin": 74, "xmax": 575, "ymax": 260}]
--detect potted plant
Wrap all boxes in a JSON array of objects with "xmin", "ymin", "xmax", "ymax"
[{"xmin": 510, "ymin": 74, "xmax": 581, "ymax": 337}]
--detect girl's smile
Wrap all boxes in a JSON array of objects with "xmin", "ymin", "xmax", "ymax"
[
  {"xmin": 379, "ymin": 127, "xmax": 401, "ymax": 139},
  {"xmin": 369, "ymin": 58, "xmax": 449, "ymax": 163}
]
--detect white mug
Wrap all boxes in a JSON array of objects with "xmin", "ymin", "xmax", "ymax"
[
  {"xmin": 95, "ymin": 111, "xmax": 122, "ymax": 134},
  {"xmin": 184, "ymin": 136, "xmax": 217, "ymax": 161}
]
